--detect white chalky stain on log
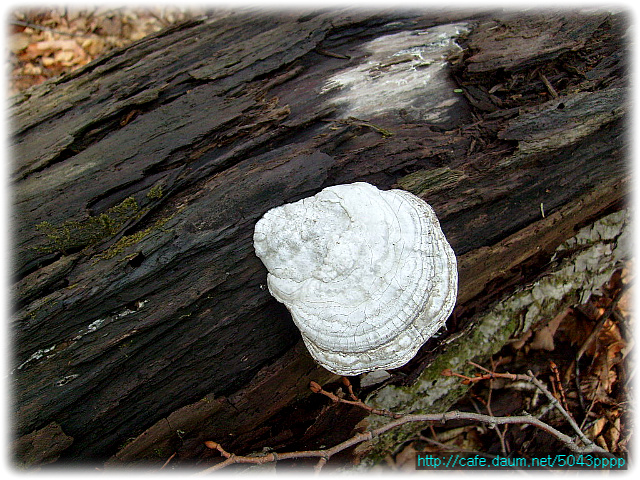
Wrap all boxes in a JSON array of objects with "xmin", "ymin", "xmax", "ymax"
[{"xmin": 319, "ymin": 24, "xmax": 469, "ymax": 123}]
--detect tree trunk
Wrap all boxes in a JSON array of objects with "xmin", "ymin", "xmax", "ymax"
[{"xmin": 10, "ymin": 8, "xmax": 628, "ymax": 467}]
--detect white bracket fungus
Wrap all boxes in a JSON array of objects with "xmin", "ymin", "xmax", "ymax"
[{"xmin": 254, "ymin": 182, "xmax": 458, "ymax": 375}]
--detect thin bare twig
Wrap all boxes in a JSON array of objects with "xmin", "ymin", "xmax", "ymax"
[
  {"xmin": 198, "ymin": 408, "xmax": 608, "ymax": 474},
  {"xmin": 10, "ymin": 19, "xmax": 93, "ymax": 37},
  {"xmin": 198, "ymin": 374, "xmax": 611, "ymax": 474},
  {"xmin": 539, "ymin": 72, "xmax": 559, "ymax": 98},
  {"xmin": 341, "ymin": 377, "xmax": 359, "ymax": 401},
  {"xmin": 444, "ymin": 361, "xmax": 599, "ymax": 452},
  {"xmin": 549, "ymin": 360, "xmax": 572, "ymax": 419},
  {"xmin": 525, "ymin": 369, "xmax": 596, "ymax": 449},
  {"xmin": 310, "ymin": 380, "xmax": 402, "ymax": 418},
  {"xmin": 486, "ymin": 360, "xmax": 509, "ymax": 455},
  {"xmin": 160, "ymin": 452, "xmax": 176, "ymax": 470}
]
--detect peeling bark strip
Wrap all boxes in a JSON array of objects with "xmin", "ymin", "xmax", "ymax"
[{"xmin": 10, "ymin": 9, "xmax": 628, "ymax": 466}]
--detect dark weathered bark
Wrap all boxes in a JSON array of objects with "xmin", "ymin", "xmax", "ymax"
[{"xmin": 10, "ymin": 9, "xmax": 628, "ymax": 467}]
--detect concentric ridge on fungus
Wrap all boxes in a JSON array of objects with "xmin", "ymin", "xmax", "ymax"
[{"xmin": 253, "ymin": 182, "xmax": 458, "ymax": 375}]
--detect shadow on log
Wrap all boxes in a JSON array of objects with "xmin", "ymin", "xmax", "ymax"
[{"xmin": 10, "ymin": 8, "xmax": 629, "ymax": 467}]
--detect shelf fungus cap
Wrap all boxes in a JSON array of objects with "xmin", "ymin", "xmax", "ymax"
[{"xmin": 253, "ymin": 182, "xmax": 458, "ymax": 376}]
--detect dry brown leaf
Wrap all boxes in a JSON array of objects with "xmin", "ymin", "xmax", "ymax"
[
  {"xmin": 10, "ymin": 7, "xmax": 205, "ymax": 94},
  {"xmin": 596, "ymin": 435, "xmax": 609, "ymax": 451},
  {"xmin": 605, "ymin": 416, "xmax": 622, "ymax": 451},
  {"xmin": 591, "ymin": 417, "xmax": 607, "ymax": 438},
  {"xmin": 81, "ymin": 37, "xmax": 107, "ymax": 56},
  {"xmin": 530, "ymin": 309, "xmax": 570, "ymax": 350},
  {"xmin": 509, "ymin": 329, "xmax": 531, "ymax": 350},
  {"xmin": 393, "ymin": 443, "xmax": 419, "ymax": 471},
  {"xmin": 617, "ymin": 285, "xmax": 632, "ymax": 319},
  {"xmin": 558, "ymin": 311, "xmax": 598, "ymax": 355},
  {"xmin": 22, "ymin": 63, "xmax": 42, "ymax": 76},
  {"xmin": 582, "ymin": 357, "xmax": 618, "ymax": 402},
  {"xmin": 428, "ymin": 425, "xmax": 484, "ymax": 451},
  {"xmin": 9, "ymin": 32, "xmax": 32, "ymax": 53}
]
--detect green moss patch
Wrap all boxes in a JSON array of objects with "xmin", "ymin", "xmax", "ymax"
[
  {"xmin": 35, "ymin": 197, "xmax": 140, "ymax": 254},
  {"xmin": 146, "ymin": 185, "xmax": 163, "ymax": 200},
  {"xmin": 396, "ymin": 167, "xmax": 465, "ymax": 197},
  {"xmin": 94, "ymin": 214, "xmax": 173, "ymax": 262}
]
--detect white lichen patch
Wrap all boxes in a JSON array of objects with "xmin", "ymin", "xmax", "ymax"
[
  {"xmin": 55, "ymin": 374, "xmax": 80, "ymax": 387},
  {"xmin": 113, "ymin": 299, "xmax": 149, "ymax": 320},
  {"xmin": 319, "ymin": 24, "xmax": 469, "ymax": 124},
  {"xmin": 13, "ymin": 299, "xmax": 148, "ymax": 374},
  {"xmin": 15, "ymin": 345, "xmax": 57, "ymax": 371},
  {"xmin": 71, "ymin": 317, "xmax": 106, "ymax": 342}
]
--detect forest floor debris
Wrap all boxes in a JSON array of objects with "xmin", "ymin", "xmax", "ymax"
[{"xmin": 8, "ymin": 7, "xmax": 207, "ymax": 95}]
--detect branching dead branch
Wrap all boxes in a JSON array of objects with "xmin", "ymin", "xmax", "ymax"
[
  {"xmin": 443, "ymin": 361, "xmax": 597, "ymax": 450},
  {"xmin": 310, "ymin": 379, "xmax": 402, "ymax": 419},
  {"xmin": 198, "ymin": 369, "xmax": 611, "ymax": 473}
]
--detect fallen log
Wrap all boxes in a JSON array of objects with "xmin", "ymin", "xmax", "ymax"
[{"xmin": 10, "ymin": 8, "xmax": 628, "ymax": 467}]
